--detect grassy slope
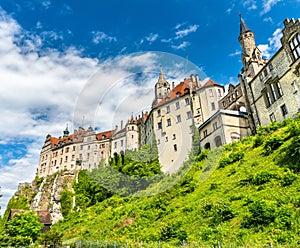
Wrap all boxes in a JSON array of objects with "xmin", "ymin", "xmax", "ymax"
[{"xmin": 36, "ymin": 118, "xmax": 300, "ymax": 246}]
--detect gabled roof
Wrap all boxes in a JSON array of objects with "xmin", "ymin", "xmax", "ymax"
[{"xmin": 201, "ymin": 79, "xmax": 224, "ymax": 88}]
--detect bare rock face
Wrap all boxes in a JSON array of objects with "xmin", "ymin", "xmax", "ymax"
[{"xmin": 29, "ymin": 171, "xmax": 76, "ymax": 224}]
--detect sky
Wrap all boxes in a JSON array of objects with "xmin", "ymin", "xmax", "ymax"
[{"xmin": 0, "ymin": 0, "xmax": 299, "ymax": 215}]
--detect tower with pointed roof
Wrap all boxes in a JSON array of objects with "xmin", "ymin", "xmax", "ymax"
[
  {"xmin": 153, "ymin": 67, "xmax": 170, "ymax": 106},
  {"xmin": 238, "ymin": 15, "xmax": 266, "ymax": 78}
]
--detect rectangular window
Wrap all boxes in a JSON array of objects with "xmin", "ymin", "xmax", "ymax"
[
  {"xmin": 269, "ymin": 64, "xmax": 273, "ymax": 71},
  {"xmin": 264, "ymin": 91, "xmax": 272, "ymax": 107},
  {"xmin": 213, "ymin": 122, "xmax": 218, "ymax": 130},
  {"xmin": 218, "ymin": 89, "xmax": 222, "ymax": 97},
  {"xmin": 120, "ymin": 140, "xmax": 123, "ymax": 147},
  {"xmin": 270, "ymin": 83, "xmax": 277, "ymax": 101},
  {"xmin": 79, "ymin": 154, "xmax": 82, "ymax": 159},
  {"xmin": 175, "ymin": 102, "xmax": 180, "ymax": 109},
  {"xmin": 259, "ymin": 74, "xmax": 263, "ymax": 81},
  {"xmin": 158, "ymin": 122, "xmax": 162, "ymax": 129},
  {"xmin": 157, "ymin": 139, "xmax": 160, "ymax": 145},
  {"xmin": 73, "ymin": 146, "xmax": 76, "ymax": 151},
  {"xmin": 174, "ymin": 144, "xmax": 177, "ymax": 152},
  {"xmin": 203, "ymin": 130, "xmax": 208, "ymax": 138},
  {"xmin": 166, "ymin": 105, "xmax": 170, "ymax": 113},
  {"xmin": 276, "ymin": 82, "xmax": 283, "ymax": 97},
  {"xmin": 289, "ymin": 33, "xmax": 300, "ymax": 60},
  {"xmin": 114, "ymin": 142, "xmax": 117, "ymax": 149},
  {"xmin": 165, "ymin": 136, "xmax": 168, "ymax": 142},
  {"xmin": 185, "ymin": 98, "xmax": 190, "ymax": 105},
  {"xmin": 87, "ymin": 153, "xmax": 90, "ymax": 159},
  {"xmin": 157, "ymin": 109, "xmax": 161, "ymax": 117},
  {"xmin": 167, "ymin": 118, "xmax": 171, "ymax": 126},
  {"xmin": 80, "ymin": 145, "xmax": 83, "ymax": 150},
  {"xmin": 209, "ymin": 89, "xmax": 213, "ymax": 97},
  {"xmin": 173, "ymin": 134, "xmax": 176, "ymax": 140},
  {"xmin": 71, "ymin": 155, "xmax": 75, "ymax": 161},
  {"xmin": 211, "ymin": 102, "xmax": 216, "ymax": 111},
  {"xmin": 176, "ymin": 115, "xmax": 182, "ymax": 123},
  {"xmin": 264, "ymin": 69, "xmax": 268, "ymax": 76},
  {"xmin": 270, "ymin": 113, "xmax": 276, "ymax": 122},
  {"xmin": 281, "ymin": 104, "xmax": 288, "ymax": 116},
  {"xmin": 88, "ymin": 145, "xmax": 90, "ymax": 150},
  {"xmin": 65, "ymin": 147, "xmax": 69, "ymax": 153},
  {"xmin": 187, "ymin": 111, "xmax": 192, "ymax": 119}
]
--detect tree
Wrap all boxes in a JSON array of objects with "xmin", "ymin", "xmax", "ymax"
[{"xmin": 5, "ymin": 211, "xmax": 43, "ymax": 246}]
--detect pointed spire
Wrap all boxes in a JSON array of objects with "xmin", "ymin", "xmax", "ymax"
[
  {"xmin": 63, "ymin": 124, "xmax": 69, "ymax": 137},
  {"xmin": 158, "ymin": 66, "xmax": 166, "ymax": 83},
  {"xmin": 239, "ymin": 14, "xmax": 251, "ymax": 34}
]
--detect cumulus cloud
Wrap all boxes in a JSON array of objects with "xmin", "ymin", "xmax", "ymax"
[
  {"xmin": 92, "ymin": 31, "xmax": 117, "ymax": 44},
  {"xmin": 257, "ymin": 28, "xmax": 282, "ymax": 59},
  {"xmin": 260, "ymin": 0, "xmax": 282, "ymax": 15},
  {"xmin": 0, "ymin": 8, "xmax": 197, "ymax": 215}
]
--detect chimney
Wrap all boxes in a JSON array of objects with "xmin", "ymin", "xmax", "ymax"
[
  {"xmin": 195, "ymin": 74, "xmax": 201, "ymax": 88},
  {"xmin": 120, "ymin": 120, "xmax": 123, "ymax": 129},
  {"xmin": 115, "ymin": 125, "xmax": 118, "ymax": 130},
  {"xmin": 172, "ymin": 82, "xmax": 175, "ymax": 89},
  {"xmin": 190, "ymin": 74, "xmax": 195, "ymax": 82}
]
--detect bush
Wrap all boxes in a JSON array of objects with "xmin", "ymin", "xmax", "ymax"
[
  {"xmin": 242, "ymin": 200, "xmax": 276, "ymax": 228},
  {"xmin": 202, "ymin": 200, "xmax": 234, "ymax": 226},
  {"xmin": 160, "ymin": 222, "xmax": 187, "ymax": 241},
  {"xmin": 60, "ymin": 189, "xmax": 73, "ymax": 217},
  {"xmin": 263, "ymin": 135, "xmax": 284, "ymax": 156},
  {"xmin": 249, "ymin": 171, "xmax": 279, "ymax": 185},
  {"xmin": 281, "ymin": 172, "xmax": 298, "ymax": 186},
  {"xmin": 218, "ymin": 151, "xmax": 244, "ymax": 169}
]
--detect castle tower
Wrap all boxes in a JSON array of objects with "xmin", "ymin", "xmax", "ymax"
[
  {"xmin": 238, "ymin": 15, "xmax": 266, "ymax": 78},
  {"xmin": 153, "ymin": 67, "xmax": 170, "ymax": 105}
]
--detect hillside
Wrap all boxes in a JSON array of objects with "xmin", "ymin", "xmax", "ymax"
[
  {"xmin": 1, "ymin": 116, "xmax": 299, "ymax": 247},
  {"xmin": 50, "ymin": 116, "xmax": 300, "ymax": 247}
]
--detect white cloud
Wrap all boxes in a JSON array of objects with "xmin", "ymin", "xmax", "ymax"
[
  {"xmin": 257, "ymin": 28, "xmax": 282, "ymax": 58},
  {"xmin": 260, "ymin": 0, "xmax": 282, "ymax": 15},
  {"xmin": 92, "ymin": 31, "xmax": 117, "ymax": 44},
  {"xmin": 175, "ymin": 24, "xmax": 199, "ymax": 39},
  {"xmin": 243, "ymin": 0, "xmax": 257, "ymax": 10},
  {"xmin": 145, "ymin": 33, "xmax": 159, "ymax": 43},
  {"xmin": 171, "ymin": 41, "xmax": 190, "ymax": 50},
  {"xmin": 0, "ymin": 9, "xmax": 197, "ymax": 215},
  {"xmin": 229, "ymin": 50, "xmax": 241, "ymax": 57},
  {"xmin": 263, "ymin": 17, "xmax": 273, "ymax": 23}
]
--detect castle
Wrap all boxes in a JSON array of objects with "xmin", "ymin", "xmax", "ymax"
[{"xmin": 37, "ymin": 16, "xmax": 300, "ymax": 178}]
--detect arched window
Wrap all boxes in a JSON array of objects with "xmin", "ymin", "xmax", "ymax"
[
  {"xmin": 204, "ymin": 143, "xmax": 211, "ymax": 150},
  {"xmin": 214, "ymin": 136, "xmax": 222, "ymax": 147},
  {"xmin": 290, "ymin": 33, "xmax": 300, "ymax": 60}
]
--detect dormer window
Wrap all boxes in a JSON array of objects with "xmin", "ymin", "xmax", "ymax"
[{"xmin": 289, "ymin": 33, "xmax": 300, "ymax": 60}]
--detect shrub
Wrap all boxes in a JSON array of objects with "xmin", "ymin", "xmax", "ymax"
[
  {"xmin": 253, "ymin": 135, "xmax": 264, "ymax": 148},
  {"xmin": 242, "ymin": 200, "xmax": 276, "ymax": 228},
  {"xmin": 218, "ymin": 151, "xmax": 244, "ymax": 169},
  {"xmin": 160, "ymin": 222, "xmax": 187, "ymax": 241},
  {"xmin": 262, "ymin": 135, "xmax": 284, "ymax": 156},
  {"xmin": 249, "ymin": 171, "xmax": 279, "ymax": 185},
  {"xmin": 60, "ymin": 188, "xmax": 73, "ymax": 218},
  {"xmin": 281, "ymin": 172, "xmax": 297, "ymax": 186}
]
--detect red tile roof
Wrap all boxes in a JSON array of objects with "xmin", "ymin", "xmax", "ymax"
[
  {"xmin": 96, "ymin": 130, "xmax": 115, "ymax": 140},
  {"xmin": 154, "ymin": 78, "xmax": 223, "ymax": 108}
]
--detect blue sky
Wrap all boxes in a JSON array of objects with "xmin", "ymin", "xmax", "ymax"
[{"xmin": 0, "ymin": 0, "xmax": 299, "ymax": 214}]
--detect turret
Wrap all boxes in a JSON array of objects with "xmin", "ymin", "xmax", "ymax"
[
  {"xmin": 153, "ymin": 67, "xmax": 170, "ymax": 105},
  {"xmin": 238, "ymin": 14, "xmax": 266, "ymax": 78}
]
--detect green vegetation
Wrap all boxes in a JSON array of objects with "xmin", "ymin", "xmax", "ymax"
[
  {"xmin": 1, "ymin": 117, "xmax": 299, "ymax": 247},
  {"xmin": 0, "ymin": 211, "xmax": 43, "ymax": 247},
  {"xmin": 50, "ymin": 116, "xmax": 300, "ymax": 247}
]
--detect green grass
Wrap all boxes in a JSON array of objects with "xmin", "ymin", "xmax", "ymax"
[
  {"xmin": 4, "ymin": 117, "xmax": 300, "ymax": 247},
  {"xmin": 50, "ymin": 117, "xmax": 300, "ymax": 247}
]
